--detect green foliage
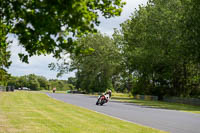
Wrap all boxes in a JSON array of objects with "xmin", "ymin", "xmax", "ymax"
[
  {"xmin": 1, "ymin": 0, "xmax": 125, "ymax": 62},
  {"xmin": 68, "ymin": 33, "xmax": 121, "ymax": 92},
  {"xmin": 4, "ymin": 0, "xmax": 200, "ymax": 98},
  {"xmin": 0, "ymin": 69, "xmax": 11, "ymax": 86},
  {"xmin": 49, "ymin": 79, "xmax": 71, "ymax": 91},
  {"xmin": 0, "ymin": 26, "xmax": 12, "ymax": 69},
  {"xmin": 29, "ymin": 79, "xmax": 40, "ymax": 90},
  {"xmin": 67, "ymin": 77, "xmax": 77, "ymax": 87},
  {"xmin": 37, "ymin": 76, "xmax": 49, "ymax": 89},
  {"xmin": 114, "ymin": 0, "xmax": 200, "ymax": 98},
  {"xmin": 7, "ymin": 74, "xmax": 71, "ymax": 91},
  {"xmin": 182, "ymin": 0, "xmax": 200, "ymax": 62},
  {"xmin": 0, "ymin": 21, "xmax": 12, "ymax": 85}
]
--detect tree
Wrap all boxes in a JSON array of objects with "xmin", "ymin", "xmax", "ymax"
[
  {"xmin": 37, "ymin": 76, "xmax": 48, "ymax": 89},
  {"xmin": 67, "ymin": 77, "xmax": 77, "ymax": 86},
  {"xmin": 67, "ymin": 77, "xmax": 77, "ymax": 89},
  {"xmin": 48, "ymin": 79, "xmax": 69, "ymax": 91},
  {"xmin": 29, "ymin": 79, "xmax": 40, "ymax": 90},
  {"xmin": 68, "ymin": 33, "xmax": 121, "ymax": 92},
  {"xmin": 18, "ymin": 76, "xmax": 28, "ymax": 88},
  {"xmin": 7, "ymin": 74, "xmax": 72, "ymax": 91},
  {"xmin": 1, "ymin": 0, "xmax": 125, "ymax": 62},
  {"xmin": 115, "ymin": 0, "xmax": 200, "ymax": 98},
  {"xmin": 0, "ymin": 25, "xmax": 12, "ymax": 69},
  {"xmin": 0, "ymin": 69, "xmax": 11, "ymax": 86},
  {"xmin": 0, "ymin": 21, "xmax": 12, "ymax": 85},
  {"xmin": 181, "ymin": 0, "xmax": 200, "ymax": 63}
]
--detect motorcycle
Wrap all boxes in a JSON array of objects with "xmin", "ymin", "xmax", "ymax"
[{"xmin": 96, "ymin": 93, "xmax": 110, "ymax": 106}]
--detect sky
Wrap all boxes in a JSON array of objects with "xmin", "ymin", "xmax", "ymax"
[{"xmin": 7, "ymin": 0, "xmax": 148, "ymax": 80}]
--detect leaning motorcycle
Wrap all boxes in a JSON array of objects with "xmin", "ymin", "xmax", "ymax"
[{"xmin": 96, "ymin": 93, "xmax": 110, "ymax": 106}]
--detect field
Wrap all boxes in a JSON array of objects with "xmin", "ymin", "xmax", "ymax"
[{"xmin": 0, "ymin": 91, "xmax": 166, "ymax": 133}]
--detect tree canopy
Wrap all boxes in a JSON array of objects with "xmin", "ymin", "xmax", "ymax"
[
  {"xmin": 2, "ymin": 0, "xmax": 200, "ymax": 98},
  {"xmin": 69, "ymin": 33, "xmax": 121, "ymax": 92},
  {"xmin": 0, "ymin": 22, "xmax": 12, "ymax": 85},
  {"xmin": 113, "ymin": 0, "xmax": 200, "ymax": 98},
  {"xmin": 1, "ymin": 0, "xmax": 125, "ymax": 62},
  {"xmin": 51, "ymin": 0, "xmax": 200, "ymax": 98}
]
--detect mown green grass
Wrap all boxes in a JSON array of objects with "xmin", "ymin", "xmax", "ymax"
[
  {"xmin": 112, "ymin": 97, "xmax": 200, "ymax": 114},
  {"xmin": 0, "ymin": 91, "xmax": 166, "ymax": 133},
  {"xmin": 112, "ymin": 92, "xmax": 132, "ymax": 98},
  {"xmin": 87, "ymin": 92, "xmax": 132, "ymax": 97}
]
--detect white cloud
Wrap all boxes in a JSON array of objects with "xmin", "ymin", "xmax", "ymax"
[{"xmin": 7, "ymin": 0, "xmax": 148, "ymax": 80}]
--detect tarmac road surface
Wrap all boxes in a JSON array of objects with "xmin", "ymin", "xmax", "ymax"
[{"xmin": 46, "ymin": 93, "xmax": 200, "ymax": 133}]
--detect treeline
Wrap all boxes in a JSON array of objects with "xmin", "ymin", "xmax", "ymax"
[
  {"xmin": 115, "ymin": 0, "xmax": 200, "ymax": 99},
  {"xmin": 7, "ymin": 74, "xmax": 74, "ymax": 91},
  {"xmin": 55, "ymin": 0, "xmax": 200, "ymax": 99}
]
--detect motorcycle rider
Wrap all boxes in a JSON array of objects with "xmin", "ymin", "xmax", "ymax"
[
  {"xmin": 103, "ymin": 90, "xmax": 112, "ymax": 102},
  {"xmin": 53, "ymin": 87, "xmax": 56, "ymax": 93},
  {"xmin": 105, "ymin": 90, "xmax": 112, "ymax": 98},
  {"xmin": 96, "ymin": 90, "xmax": 112, "ymax": 105}
]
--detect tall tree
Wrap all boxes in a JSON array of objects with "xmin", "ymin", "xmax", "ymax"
[
  {"xmin": 68, "ymin": 33, "xmax": 121, "ymax": 92},
  {"xmin": 115, "ymin": 0, "xmax": 200, "ymax": 98}
]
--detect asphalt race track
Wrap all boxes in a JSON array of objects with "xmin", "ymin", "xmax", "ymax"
[{"xmin": 46, "ymin": 93, "xmax": 200, "ymax": 133}]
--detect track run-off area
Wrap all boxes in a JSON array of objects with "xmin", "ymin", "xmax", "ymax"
[{"xmin": 46, "ymin": 93, "xmax": 200, "ymax": 133}]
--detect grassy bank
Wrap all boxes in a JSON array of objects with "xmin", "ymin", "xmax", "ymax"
[
  {"xmin": 0, "ymin": 91, "xmax": 166, "ymax": 133},
  {"xmin": 112, "ymin": 97, "xmax": 200, "ymax": 114}
]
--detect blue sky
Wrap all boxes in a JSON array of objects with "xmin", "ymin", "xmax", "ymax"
[{"xmin": 7, "ymin": 0, "xmax": 148, "ymax": 80}]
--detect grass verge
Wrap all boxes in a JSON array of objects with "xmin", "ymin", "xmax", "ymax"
[
  {"xmin": 112, "ymin": 97, "xmax": 200, "ymax": 114},
  {"xmin": 40, "ymin": 90, "xmax": 67, "ymax": 94},
  {"xmin": 0, "ymin": 91, "xmax": 166, "ymax": 133}
]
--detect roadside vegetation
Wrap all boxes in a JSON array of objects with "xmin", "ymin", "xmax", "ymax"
[
  {"xmin": 112, "ymin": 97, "xmax": 200, "ymax": 114},
  {"xmin": 2, "ymin": 0, "xmax": 200, "ymax": 105},
  {"xmin": 6, "ymin": 74, "xmax": 74, "ymax": 91},
  {"xmin": 0, "ymin": 91, "xmax": 167, "ymax": 133},
  {"xmin": 50, "ymin": 0, "xmax": 200, "ymax": 101}
]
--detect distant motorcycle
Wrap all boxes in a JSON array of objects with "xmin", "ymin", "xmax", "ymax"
[
  {"xmin": 53, "ymin": 87, "xmax": 56, "ymax": 93},
  {"xmin": 96, "ymin": 90, "xmax": 112, "ymax": 106}
]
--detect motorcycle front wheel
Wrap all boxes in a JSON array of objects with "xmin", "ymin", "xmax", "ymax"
[{"xmin": 96, "ymin": 98, "xmax": 100, "ymax": 105}]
